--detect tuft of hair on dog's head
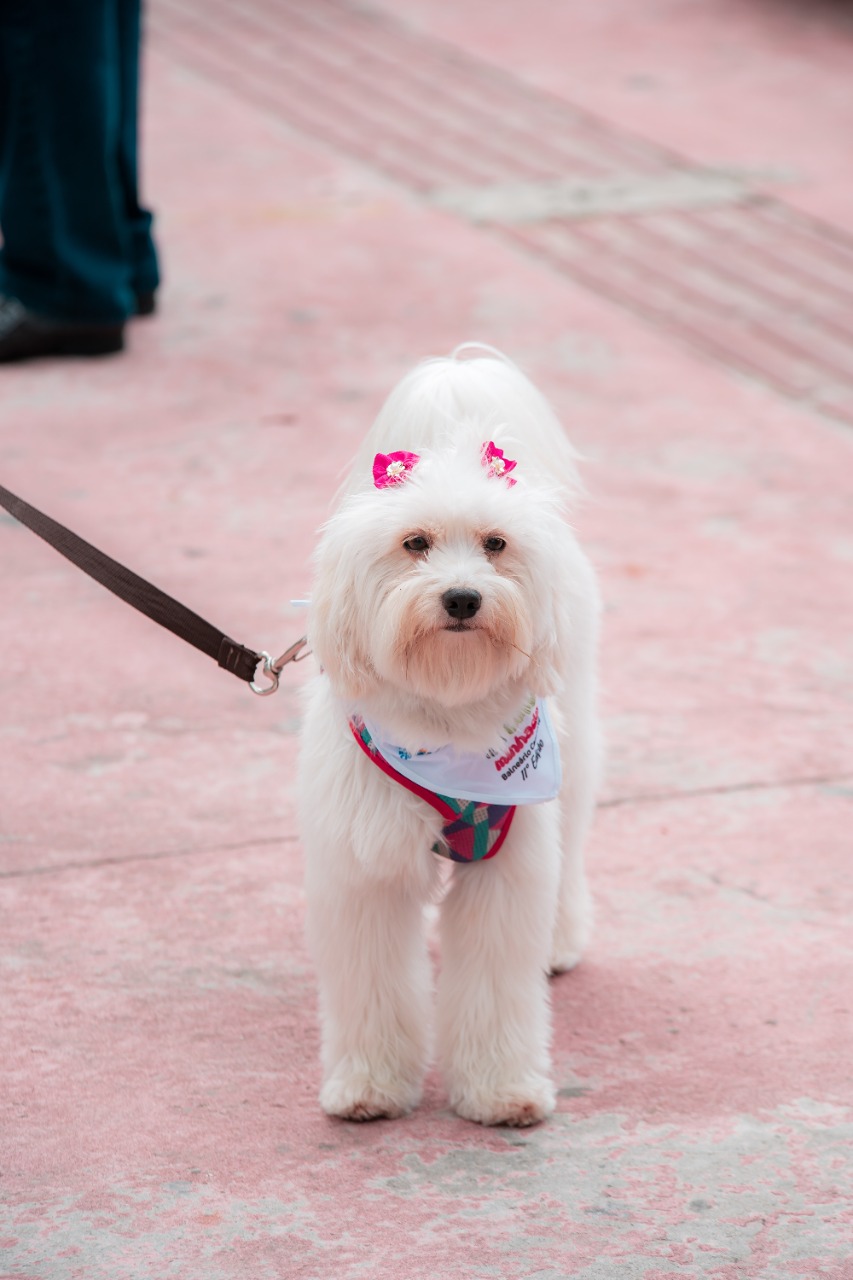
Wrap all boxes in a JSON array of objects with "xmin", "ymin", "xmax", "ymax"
[
  {"xmin": 308, "ymin": 348, "xmax": 586, "ymax": 714},
  {"xmin": 344, "ymin": 345, "xmax": 581, "ymax": 503}
]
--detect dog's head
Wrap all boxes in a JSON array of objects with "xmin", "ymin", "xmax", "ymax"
[{"xmin": 309, "ymin": 428, "xmax": 581, "ymax": 713}]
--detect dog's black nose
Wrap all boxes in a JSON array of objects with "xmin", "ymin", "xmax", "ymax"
[{"xmin": 442, "ymin": 588, "xmax": 482, "ymax": 620}]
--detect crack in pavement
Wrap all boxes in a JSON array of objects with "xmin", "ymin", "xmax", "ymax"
[
  {"xmin": 2, "ymin": 774, "xmax": 850, "ymax": 879},
  {"xmin": 599, "ymin": 771, "xmax": 853, "ymax": 809}
]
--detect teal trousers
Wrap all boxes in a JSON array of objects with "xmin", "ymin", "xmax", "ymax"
[{"xmin": 0, "ymin": 0, "xmax": 159, "ymax": 322}]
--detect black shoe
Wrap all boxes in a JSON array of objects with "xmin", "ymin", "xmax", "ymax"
[
  {"xmin": 135, "ymin": 289, "xmax": 157, "ymax": 317},
  {"xmin": 0, "ymin": 295, "xmax": 124, "ymax": 363}
]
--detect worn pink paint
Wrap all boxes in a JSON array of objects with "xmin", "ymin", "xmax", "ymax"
[{"xmin": 1, "ymin": 0, "xmax": 852, "ymax": 1276}]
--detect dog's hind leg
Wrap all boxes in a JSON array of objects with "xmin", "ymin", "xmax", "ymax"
[
  {"xmin": 436, "ymin": 803, "xmax": 561, "ymax": 1127},
  {"xmin": 550, "ymin": 780, "xmax": 596, "ymax": 974},
  {"xmin": 549, "ymin": 692, "xmax": 602, "ymax": 974}
]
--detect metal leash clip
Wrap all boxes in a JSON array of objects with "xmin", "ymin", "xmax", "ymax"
[{"xmin": 250, "ymin": 635, "xmax": 311, "ymax": 696}]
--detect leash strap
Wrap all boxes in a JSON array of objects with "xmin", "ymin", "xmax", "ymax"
[{"xmin": 0, "ymin": 483, "xmax": 291, "ymax": 688}]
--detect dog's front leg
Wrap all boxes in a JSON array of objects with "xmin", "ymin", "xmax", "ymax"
[
  {"xmin": 436, "ymin": 803, "xmax": 561, "ymax": 1127},
  {"xmin": 301, "ymin": 684, "xmax": 440, "ymax": 1120},
  {"xmin": 307, "ymin": 871, "xmax": 433, "ymax": 1121}
]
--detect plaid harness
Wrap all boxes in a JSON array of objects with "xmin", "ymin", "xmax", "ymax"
[{"xmin": 349, "ymin": 716, "xmax": 515, "ymax": 863}]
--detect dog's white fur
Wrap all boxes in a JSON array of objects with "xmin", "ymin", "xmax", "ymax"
[{"xmin": 298, "ymin": 347, "xmax": 601, "ymax": 1127}]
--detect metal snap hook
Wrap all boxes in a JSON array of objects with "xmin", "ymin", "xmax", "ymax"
[
  {"xmin": 250, "ymin": 651, "xmax": 280, "ymax": 697},
  {"xmin": 249, "ymin": 636, "xmax": 310, "ymax": 696}
]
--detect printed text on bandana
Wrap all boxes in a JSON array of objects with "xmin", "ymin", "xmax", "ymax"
[{"xmin": 360, "ymin": 696, "xmax": 561, "ymax": 806}]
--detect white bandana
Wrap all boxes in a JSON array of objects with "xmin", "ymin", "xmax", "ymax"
[{"xmin": 360, "ymin": 696, "xmax": 561, "ymax": 805}]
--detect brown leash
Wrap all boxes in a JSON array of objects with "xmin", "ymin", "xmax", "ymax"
[{"xmin": 0, "ymin": 483, "xmax": 308, "ymax": 695}]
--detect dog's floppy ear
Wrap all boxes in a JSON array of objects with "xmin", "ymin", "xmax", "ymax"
[
  {"xmin": 526, "ymin": 530, "xmax": 600, "ymax": 700},
  {"xmin": 307, "ymin": 518, "xmax": 375, "ymax": 700},
  {"xmin": 527, "ymin": 578, "xmax": 573, "ymax": 698}
]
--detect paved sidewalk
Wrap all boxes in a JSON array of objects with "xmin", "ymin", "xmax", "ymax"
[{"xmin": 2, "ymin": 2, "xmax": 852, "ymax": 1277}]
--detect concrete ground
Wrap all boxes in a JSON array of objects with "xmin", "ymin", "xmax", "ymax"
[{"xmin": 2, "ymin": 1, "xmax": 853, "ymax": 1276}]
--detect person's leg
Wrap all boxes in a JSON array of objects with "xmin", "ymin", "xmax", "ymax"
[
  {"xmin": 116, "ymin": 0, "xmax": 159, "ymax": 310},
  {"xmin": 0, "ymin": 0, "xmax": 137, "ymax": 325}
]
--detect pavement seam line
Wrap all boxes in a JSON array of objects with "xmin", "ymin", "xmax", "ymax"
[
  {"xmin": 0, "ymin": 835, "xmax": 298, "ymax": 880},
  {"xmin": 4, "ymin": 776, "xmax": 850, "ymax": 879}
]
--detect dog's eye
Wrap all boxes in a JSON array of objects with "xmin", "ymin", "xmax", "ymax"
[
  {"xmin": 403, "ymin": 534, "xmax": 431, "ymax": 554},
  {"xmin": 483, "ymin": 535, "xmax": 506, "ymax": 554}
]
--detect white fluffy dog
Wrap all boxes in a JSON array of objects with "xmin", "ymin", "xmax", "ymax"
[{"xmin": 298, "ymin": 346, "xmax": 601, "ymax": 1127}]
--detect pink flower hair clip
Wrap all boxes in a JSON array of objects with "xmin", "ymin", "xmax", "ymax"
[
  {"xmin": 373, "ymin": 451, "xmax": 421, "ymax": 489},
  {"xmin": 482, "ymin": 440, "xmax": 517, "ymax": 487}
]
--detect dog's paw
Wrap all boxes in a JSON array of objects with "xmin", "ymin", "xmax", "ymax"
[
  {"xmin": 549, "ymin": 946, "xmax": 583, "ymax": 975},
  {"xmin": 320, "ymin": 1070, "xmax": 420, "ymax": 1122},
  {"xmin": 450, "ymin": 1076, "xmax": 556, "ymax": 1128},
  {"xmin": 549, "ymin": 901, "xmax": 591, "ymax": 974}
]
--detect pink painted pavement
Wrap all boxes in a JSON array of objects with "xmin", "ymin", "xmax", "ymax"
[{"xmin": 2, "ymin": 1, "xmax": 852, "ymax": 1277}]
